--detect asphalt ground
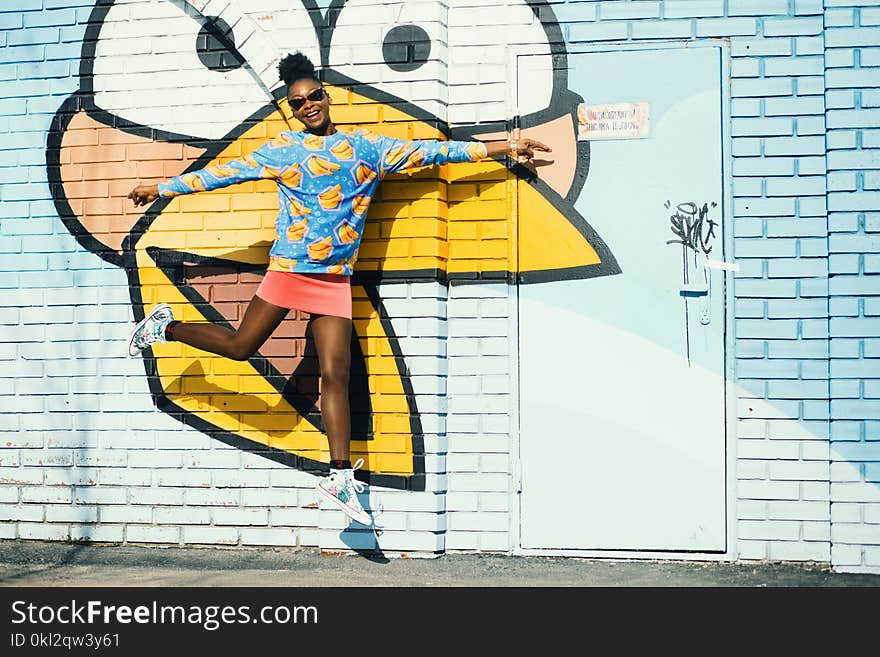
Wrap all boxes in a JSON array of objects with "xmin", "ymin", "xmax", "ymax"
[{"xmin": 1, "ymin": 540, "xmax": 879, "ymax": 587}]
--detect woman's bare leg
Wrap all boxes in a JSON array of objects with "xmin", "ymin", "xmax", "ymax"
[
  {"xmin": 309, "ymin": 314, "xmax": 352, "ymax": 462},
  {"xmin": 168, "ymin": 295, "xmax": 289, "ymax": 361}
]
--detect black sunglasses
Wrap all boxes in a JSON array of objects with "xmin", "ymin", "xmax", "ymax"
[{"xmin": 289, "ymin": 87, "xmax": 326, "ymax": 111}]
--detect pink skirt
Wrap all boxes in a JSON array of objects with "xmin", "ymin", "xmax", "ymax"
[{"xmin": 256, "ymin": 271, "xmax": 352, "ymax": 319}]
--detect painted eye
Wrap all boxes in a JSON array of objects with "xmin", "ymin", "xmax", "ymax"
[
  {"xmin": 89, "ymin": 0, "xmax": 317, "ymax": 140},
  {"xmin": 327, "ymin": 0, "xmax": 554, "ymax": 126}
]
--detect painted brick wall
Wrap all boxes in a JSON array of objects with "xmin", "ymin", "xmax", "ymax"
[
  {"xmin": 1, "ymin": 0, "xmax": 879, "ymax": 572},
  {"xmin": 824, "ymin": 0, "xmax": 880, "ymax": 574}
]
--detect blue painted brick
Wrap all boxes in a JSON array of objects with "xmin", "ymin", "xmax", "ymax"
[
  {"xmin": 568, "ymin": 22, "xmax": 628, "ymax": 42},
  {"xmin": 599, "ymin": 1, "xmax": 660, "ymax": 20},
  {"xmin": 866, "ymin": 255, "xmax": 880, "ymax": 273},
  {"xmin": 664, "ymin": 1, "xmax": 723, "ymax": 18},
  {"xmin": 737, "ymin": 358, "xmax": 799, "ymax": 378},
  {"xmin": 795, "ymin": 37, "xmax": 824, "ymax": 56},
  {"xmin": 766, "ymin": 217, "xmax": 826, "ymax": 237},
  {"xmin": 828, "ymin": 172, "xmax": 857, "ymax": 191},
  {"xmin": 736, "ymin": 238, "xmax": 797, "ymax": 258},
  {"xmin": 800, "ymin": 277, "xmax": 829, "ymax": 297},
  {"xmin": 732, "ymin": 98, "xmax": 762, "ymax": 116},
  {"xmin": 0, "ymin": 45, "xmax": 44, "ymax": 64},
  {"xmin": 0, "ymin": 131, "xmax": 46, "ymax": 151},
  {"xmin": 826, "ymin": 49, "xmax": 854, "ymax": 68},
  {"xmin": 802, "ymin": 358, "xmax": 830, "ymax": 378},
  {"xmin": 828, "ymin": 297, "xmax": 868, "ymax": 317},
  {"xmin": 826, "ymin": 9, "xmax": 856, "ymax": 27},
  {"xmin": 767, "ymin": 258, "xmax": 827, "ymax": 278},
  {"xmin": 799, "ymin": 237, "xmax": 828, "ymax": 257},
  {"xmin": 731, "ymin": 77, "xmax": 793, "ymax": 97},
  {"xmin": 733, "ymin": 178, "xmax": 763, "ymax": 196},
  {"xmin": 794, "ymin": 0, "xmax": 823, "ymax": 15},
  {"xmin": 2, "ymin": 218, "xmax": 58, "ymax": 235},
  {"xmin": 826, "ymin": 90, "xmax": 856, "ymax": 109},
  {"xmin": 827, "ymin": 68, "xmax": 880, "ymax": 89},
  {"xmin": 827, "ymin": 151, "xmax": 879, "ymax": 171},
  {"xmin": 766, "ymin": 176, "xmax": 826, "ymax": 196},
  {"xmin": 767, "ymin": 298, "xmax": 829, "ymax": 319},
  {"xmin": 803, "ymin": 400, "xmax": 830, "ymax": 420},
  {"xmin": 764, "ymin": 17, "xmax": 824, "ymax": 36},
  {"xmin": 829, "ymin": 193, "xmax": 880, "ymax": 212},
  {"xmin": 764, "ymin": 136, "xmax": 826, "ymax": 156},
  {"xmin": 831, "ymin": 359, "xmax": 875, "ymax": 380},
  {"xmin": 829, "ymin": 275, "xmax": 880, "ymax": 296},
  {"xmin": 731, "ymin": 58, "xmax": 760, "ymax": 78},
  {"xmin": 794, "ymin": 76, "xmax": 825, "ymax": 95},
  {"xmin": 17, "ymin": 61, "xmax": 70, "ymax": 80},
  {"xmin": 732, "ymin": 117, "xmax": 793, "ymax": 136},
  {"xmin": 734, "ymin": 217, "xmax": 764, "ymax": 237},
  {"xmin": 731, "ymin": 37, "xmax": 792, "ymax": 57},
  {"xmin": 736, "ymin": 340, "xmax": 766, "ymax": 358},
  {"xmin": 863, "ymin": 50, "xmax": 880, "ymax": 67},
  {"xmin": 831, "ymin": 380, "xmax": 860, "ymax": 398},
  {"xmin": 828, "ymin": 109, "xmax": 880, "ymax": 129},
  {"xmin": 829, "ymin": 421, "xmax": 860, "ymax": 441},
  {"xmin": 764, "ymin": 56, "xmax": 825, "ymax": 77},
  {"xmin": 630, "ymin": 20, "xmax": 693, "ymax": 39},
  {"xmin": 830, "ymin": 254, "xmax": 860, "ymax": 274},
  {"xmin": 797, "ymin": 197, "xmax": 828, "ymax": 216},
  {"xmin": 733, "ymin": 157, "xmax": 794, "ymax": 176},
  {"xmin": 796, "ymin": 116, "xmax": 826, "ymax": 136},
  {"xmin": 736, "ymin": 319, "xmax": 799, "ymax": 339},
  {"xmin": 0, "ymin": 14, "xmax": 22, "ymax": 29},
  {"xmin": 831, "ymin": 318, "xmax": 880, "ymax": 338},
  {"xmin": 695, "ymin": 17, "xmax": 757, "ymax": 37},
  {"xmin": 7, "ymin": 28, "xmax": 59, "ymax": 47},
  {"xmin": 798, "ymin": 154, "xmax": 826, "ymax": 174},
  {"xmin": 735, "ymin": 279, "xmax": 798, "ymax": 298},
  {"xmin": 768, "ymin": 380, "xmax": 829, "ymax": 399},
  {"xmin": 0, "ymin": 183, "xmax": 51, "ymax": 203},
  {"xmin": 825, "ymin": 27, "xmax": 880, "ymax": 48},
  {"xmin": 732, "ymin": 137, "xmax": 762, "ymax": 156},
  {"xmin": 22, "ymin": 9, "xmax": 77, "ymax": 27},
  {"xmin": 728, "ymin": 0, "xmax": 789, "ymax": 16},
  {"xmin": 767, "ymin": 339, "xmax": 828, "ymax": 359},
  {"xmin": 764, "ymin": 95, "xmax": 825, "ymax": 116},
  {"xmin": 736, "ymin": 299, "xmax": 766, "ymax": 318},
  {"xmin": 831, "ymin": 400, "xmax": 880, "ymax": 420},
  {"xmin": 735, "ymin": 197, "xmax": 796, "ymax": 217}
]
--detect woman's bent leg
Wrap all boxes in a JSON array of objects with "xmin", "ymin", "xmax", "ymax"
[{"xmin": 169, "ymin": 295, "xmax": 289, "ymax": 361}]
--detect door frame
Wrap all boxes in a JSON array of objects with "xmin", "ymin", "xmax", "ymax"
[{"xmin": 508, "ymin": 40, "xmax": 738, "ymax": 560}]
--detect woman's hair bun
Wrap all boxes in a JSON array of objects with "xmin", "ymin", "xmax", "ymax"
[{"xmin": 278, "ymin": 51, "xmax": 319, "ymax": 86}]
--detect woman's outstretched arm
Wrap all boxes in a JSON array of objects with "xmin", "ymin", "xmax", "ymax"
[{"xmin": 127, "ymin": 138, "xmax": 288, "ymax": 207}]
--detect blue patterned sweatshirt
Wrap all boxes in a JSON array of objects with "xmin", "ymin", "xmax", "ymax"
[{"xmin": 157, "ymin": 128, "xmax": 488, "ymax": 275}]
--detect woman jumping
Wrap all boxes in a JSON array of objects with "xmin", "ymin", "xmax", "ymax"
[{"xmin": 126, "ymin": 52, "xmax": 549, "ymax": 525}]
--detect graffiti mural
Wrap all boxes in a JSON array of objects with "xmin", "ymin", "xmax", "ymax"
[{"xmin": 46, "ymin": 0, "xmax": 618, "ymax": 490}]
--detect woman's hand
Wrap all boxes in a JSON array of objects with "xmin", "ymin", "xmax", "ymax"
[
  {"xmin": 483, "ymin": 137, "xmax": 552, "ymax": 163},
  {"xmin": 128, "ymin": 184, "xmax": 159, "ymax": 207},
  {"xmin": 509, "ymin": 137, "xmax": 551, "ymax": 163}
]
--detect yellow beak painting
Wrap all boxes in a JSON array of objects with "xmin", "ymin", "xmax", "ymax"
[{"xmin": 47, "ymin": 0, "xmax": 619, "ymax": 490}]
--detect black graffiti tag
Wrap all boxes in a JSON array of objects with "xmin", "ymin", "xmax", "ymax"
[{"xmin": 665, "ymin": 201, "xmax": 718, "ymax": 255}]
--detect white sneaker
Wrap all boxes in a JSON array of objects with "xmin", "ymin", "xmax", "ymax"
[
  {"xmin": 316, "ymin": 458, "xmax": 371, "ymax": 525},
  {"xmin": 127, "ymin": 303, "xmax": 174, "ymax": 357}
]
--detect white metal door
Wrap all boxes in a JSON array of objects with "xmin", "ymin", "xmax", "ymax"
[{"xmin": 517, "ymin": 46, "xmax": 728, "ymax": 552}]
